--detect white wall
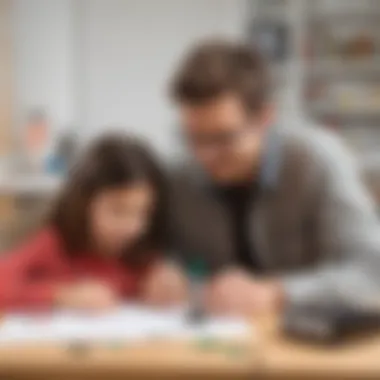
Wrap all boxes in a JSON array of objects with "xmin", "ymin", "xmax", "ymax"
[
  {"xmin": 78, "ymin": 0, "xmax": 247, "ymax": 156},
  {"xmin": 12, "ymin": 0, "xmax": 247, "ymax": 157},
  {"xmin": 12, "ymin": 0, "xmax": 76, "ymax": 135}
]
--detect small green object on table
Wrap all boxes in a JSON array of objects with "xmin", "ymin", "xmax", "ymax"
[
  {"xmin": 193, "ymin": 336, "xmax": 220, "ymax": 351},
  {"xmin": 223, "ymin": 343, "xmax": 248, "ymax": 358}
]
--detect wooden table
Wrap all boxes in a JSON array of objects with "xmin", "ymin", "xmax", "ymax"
[
  {"xmin": 1, "ymin": 317, "xmax": 380, "ymax": 380},
  {"xmin": 258, "ymin": 316, "xmax": 380, "ymax": 379},
  {"xmin": 0, "ymin": 339, "xmax": 259, "ymax": 380}
]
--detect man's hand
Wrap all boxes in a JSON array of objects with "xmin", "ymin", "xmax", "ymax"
[
  {"xmin": 141, "ymin": 261, "xmax": 189, "ymax": 307},
  {"xmin": 206, "ymin": 268, "xmax": 284, "ymax": 317}
]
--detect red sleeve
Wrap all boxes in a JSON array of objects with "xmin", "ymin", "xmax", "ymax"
[{"xmin": 0, "ymin": 227, "xmax": 68, "ymax": 311}]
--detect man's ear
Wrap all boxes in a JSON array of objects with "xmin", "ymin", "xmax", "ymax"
[
  {"xmin": 258, "ymin": 104, "xmax": 275, "ymax": 131},
  {"xmin": 249, "ymin": 104, "xmax": 274, "ymax": 131}
]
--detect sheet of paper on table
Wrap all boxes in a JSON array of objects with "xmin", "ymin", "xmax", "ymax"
[{"xmin": 0, "ymin": 304, "xmax": 253, "ymax": 345}]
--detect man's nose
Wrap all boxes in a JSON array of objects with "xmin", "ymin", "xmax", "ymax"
[{"xmin": 198, "ymin": 145, "xmax": 220, "ymax": 164}]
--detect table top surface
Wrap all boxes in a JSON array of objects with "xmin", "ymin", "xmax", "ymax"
[
  {"xmin": 1, "ymin": 316, "xmax": 380, "ymax": 379},
  {"xmin": 0, "ymin": 340, "xmax": 257, "ymax": 378},
  {"xmin": 260, "ymin": 316, "xmax": 380, "ymax": 378}
]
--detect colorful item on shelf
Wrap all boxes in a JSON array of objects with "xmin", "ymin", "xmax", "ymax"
[
  {"xmin": 24, "ymin": 109, "xmax": 50, "ymax": 173},
  {"xmin": 343, "ymin": 35, "xmax": 375, "ymax": 59}
]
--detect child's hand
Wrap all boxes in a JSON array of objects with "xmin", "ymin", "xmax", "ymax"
[
  {"xmin": 55, "ymin": 281, "xmax": 119, "ymax": 312},
  {"xmin": 141, "ymin": 261, "xmax": 188, "ymax": 307}
]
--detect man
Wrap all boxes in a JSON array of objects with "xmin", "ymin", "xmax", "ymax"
[{"xmin": 144, "ymin": 40, "xmax": 380, "ymax": 316}]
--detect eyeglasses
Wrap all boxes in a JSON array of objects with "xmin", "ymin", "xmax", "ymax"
[{"xmin": 180, "ymin": 127, "xmax": 250, "ymax": 152}]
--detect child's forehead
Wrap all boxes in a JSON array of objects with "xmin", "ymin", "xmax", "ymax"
[{"xmin": 94, "ymin": 182, "xmax": 155, "ymax": 201}]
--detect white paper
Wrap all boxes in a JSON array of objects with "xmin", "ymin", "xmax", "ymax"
[{"xmin": 0, "ymin": 304, "xmax": 252, "ymax": 345}]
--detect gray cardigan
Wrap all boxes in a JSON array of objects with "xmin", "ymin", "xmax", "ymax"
[{"xmin": 169, "ymin": 126, "xmax": 380, "ymax": 308}]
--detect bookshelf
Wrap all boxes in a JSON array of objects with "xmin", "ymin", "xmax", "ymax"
[{"xmin": 247, "ymin": 0, "xmax": 380, "ymax": 199}]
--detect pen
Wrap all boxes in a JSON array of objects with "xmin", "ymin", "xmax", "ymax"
[{"xmin": 187, "ymin": 258, "xmax": 208, "ymax": 324}]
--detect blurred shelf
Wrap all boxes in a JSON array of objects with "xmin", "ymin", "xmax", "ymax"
[
  {"xmin": 307, "ymin": 60, "xmax": 380, "ymax": 79},
  {"xmin": 309, "ymin": 12, "xmax": 380, "ymax": 24},
  {"xmin": 307, "ymin": 101, "xmax": 380, "ymax": 124},
  {"xmin": 0, "ymin": 174, "xmax": 62, "ymax": 195}
]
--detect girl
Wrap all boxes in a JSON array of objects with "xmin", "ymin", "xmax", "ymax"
[{"xmin": 0, "ymin": 133, "xmax": 186, "ymax": 312}]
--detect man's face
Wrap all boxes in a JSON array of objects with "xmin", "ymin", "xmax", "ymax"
[{"xmin": 179, "ymin": 93, "xmax": 268, "ymax": 184}]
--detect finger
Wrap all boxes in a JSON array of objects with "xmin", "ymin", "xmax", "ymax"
[
  {"xmin": 206, "ymin": 289, "xmax": 228, "ymax": 316},
  {"xmin": 143, "ymin": 287, "xmax": 162, "ymax": 307},
  {"xmin": 168, "ymin": 278, "xmax": 188, "ymax": 302},
  {"xmin": 210, "ymin": 287, "xmax": 243, "ymax": 316}
]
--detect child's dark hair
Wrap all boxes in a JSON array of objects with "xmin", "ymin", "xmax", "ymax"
[{"xmin": 50, "ymin": 133, "xmax": 168, "ymax": 264}]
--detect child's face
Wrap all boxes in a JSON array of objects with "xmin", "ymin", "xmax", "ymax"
[{"xmin": 89, "ymin": 181, "xmax": 155, "ymax": 256}]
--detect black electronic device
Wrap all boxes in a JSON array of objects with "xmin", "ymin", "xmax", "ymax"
[{"xmin": 282, "ymin": 301, "xmax": 380, "ymax": 345}]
